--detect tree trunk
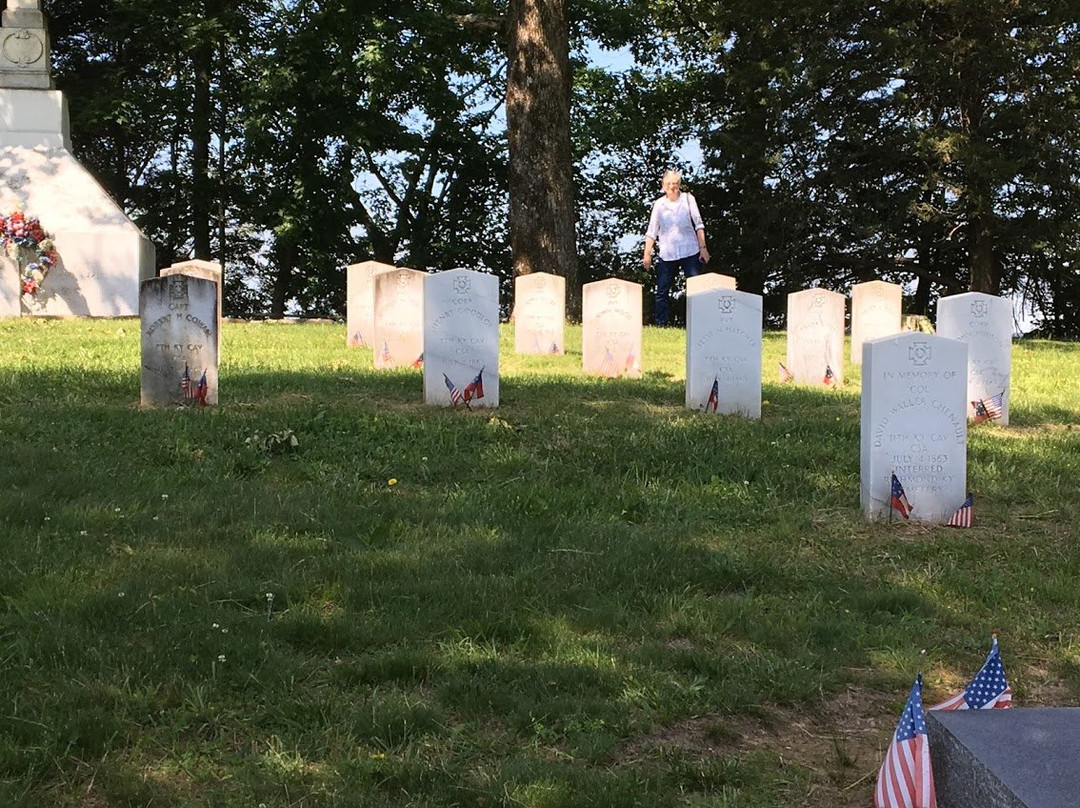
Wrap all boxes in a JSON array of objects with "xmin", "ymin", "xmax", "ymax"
[
  {"xmin": 191, "ymin": 28, "xmax": 214, "ymax": 260},
  {"xmin": 506, "ymin": 0, "xmax": 580, "ymax": 317},
  {"xmin": 967, "ymin": 211, "xmax": 1000, "ymax": 294}
]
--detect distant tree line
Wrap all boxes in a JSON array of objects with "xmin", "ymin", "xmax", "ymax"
[{"xmin": 45, "ymin": 1, "xmax": 1080, "ymax": 336}]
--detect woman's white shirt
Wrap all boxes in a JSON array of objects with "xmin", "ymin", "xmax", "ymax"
[{"xmin": 646, "ymin": 193, "xmax": 704, "ymax": 262}]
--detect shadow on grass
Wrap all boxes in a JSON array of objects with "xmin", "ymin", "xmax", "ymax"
[{"xmin": 2, "ymin": 363, "xmax": 1079, "ymax": 806}]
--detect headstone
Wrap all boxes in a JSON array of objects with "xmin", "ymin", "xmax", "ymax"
[
  {"xmin": 936, "ymin": 292, "xmax": 1013, "ymax": 426},
  {"xmin": 0, "ymin": 255, "xmax": 19, "ymax": 316},
  {"xmin": 686, "ymin": 288, "xmax": 763, "ymax": 418},
  {"xmin": 346, "ymin": 260, "xmax": 392, "ymax": 348},
  {"xmin": 140, "ymin": 275, "xmax": 218, "ymax": 407},
  {"xmin": 372, "ymin": 267, "xmax": 426, "ymax": 369},
  {"xmin": 927, "ymin": 708, "xmax": 1080, "ymax": 808},
  {"xmin": 160, "ymin": 260, "xmax": 222, "ymax": 351},
  {"xmin": 513, "ymin": 272, "xmax": 565, "ymax": 354},
  {"xmin": 423, "ymin": 269, "xmax": 499, "ymax": 408},
  {"xmin": 686, "ymin": 272, "xmax": 736, "ymax": 296},
  {"xmin": 582, "ymin": 278, "xmax": 643, "ymax": 378},
  {"xmin": 850, "ymin": 280, "xmax": 902, "ymax": 364},
  {"xmin": 786, "ymin": 288, "xmax": 846, "ymax": 386},
  {"xmin": 1, "ymin": 1, "xmax": 155, "ymax": 316},
  {"xmin": 860, "ymin": 333, "xmax": 967, "ymax": 522}
]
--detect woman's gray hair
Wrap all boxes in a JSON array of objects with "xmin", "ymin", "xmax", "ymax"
[{"xmin": 662, "ymin": 170, "xmax": 682, "ymax": 185}]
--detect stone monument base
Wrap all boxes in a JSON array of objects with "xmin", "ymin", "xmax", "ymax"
[{"xmin": 927, "ymin": 708, "xmax": 1080, "ymax": 808}]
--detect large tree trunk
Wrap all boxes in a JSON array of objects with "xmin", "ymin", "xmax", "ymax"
[
  {"xmin": 190, "ymin": 6, "xmax": 216, "ymax": 261},
  {"xmin": 967, "ymin": 210, "xmax": 1000, "ymax": 294},
  {"xmin": 506, "ymin": 0, "xmax": 579, "ymax": 317}
]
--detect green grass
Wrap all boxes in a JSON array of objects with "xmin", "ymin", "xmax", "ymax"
[{"xmin": 1, "ymin": 318, "xmax": 1079, "ymax": 807}]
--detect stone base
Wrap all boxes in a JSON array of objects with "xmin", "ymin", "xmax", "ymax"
[
  {"xmin": 1, "ymin": 136, "xmax": 154, "ymax": 316},
  {"xmin": 927, "ymin": 708, "xmax": 1080, "ymax": 808},
  {"xmin": 0, "ymin": 255, "xmax": 20, "ymax": 316}
]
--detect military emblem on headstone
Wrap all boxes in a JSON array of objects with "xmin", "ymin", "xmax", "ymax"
[{"xmin": 909, "ymin": 341, "xmax": 931, "ymax": 366}]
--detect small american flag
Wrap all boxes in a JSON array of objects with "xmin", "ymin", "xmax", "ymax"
[
  {"xmin": 971, "ymin": 392, "xmax": 1004, "ymax": 424},
  {"xmin": 874, "ymin": 674, "xmax": 937, "ymax": 808},
  {"xmin": 706, "ymin": 377, "xmax": 719, "ymax": 413},
  {"xmin": 944, "ymin": 493, "xmax": 974, "ymax": 528},
  {"xmin": 381, "ymin": 341, "xmax": 392, "ymax": 365},
  {"xmin": 411, "ymin": 353, "xmax": 424, "ymax": 369},
  {"xmin": 891, "ymin": 473, "xmax": 913, "ymax": 519},
  {"xmin": 443, "ymin": 373, "xmax": 463, "ymax": 406},
  {"xmin": 823, "ymin": 363, "xmax": 836, "ymax": 386},
  {"xmin": 599, "ymin": 347, "xmax": 617, "ymax": 377},
  {"xmin": 195, "ymin": 371, "xmax": 209, "ymax": 406},
  {"xmin": 778, "ymin": 362, "xmax": 794, "ymax": 383},
  {"xmin": 625, "ymin": 348, "xmax": 637, "ymax": 372},
  {"xmin": 180, "ymin": 364, "xmax": 193, "ymax": 399},
  {"xmin": 549, "ymin": 341, "xmax": 559, "ymax": 354},
  {"xmin": 929, "ymin": 637, "xmax": 1011, "ymax": 711}
]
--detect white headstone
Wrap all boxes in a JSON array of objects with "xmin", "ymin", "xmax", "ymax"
[
  {"xmin": 686, "ymin": 272, "xmax": 737, "ymax": 296},
  {"xmin": 582, "ymin": 279, "xmax": 643, "ymax": 378},
  {"xmin": 686, "ymin": 289, "xmax": 763, "ymax": 418},
  {"xmin": 424, "ymin": 269, "xmax": 499, "ymax": 408},
  {"xmin": 786, "ymin": 288, "xmax": 846, "ymax": 387},
  {"xmin": 372, "ymin": 267, "xmax": 426, "ymax": 369},
  {"xmin": 513, "ymin": 272, "xmax": 565, "ymax": 354},
  {"xmin": 850, "ymin": 280, "xmax": 902, "ymax": 364},
  {"xmin": 936, "ymin": 292, "xmax": 1013, "ymax": 425},
  {"xmin": 140, "ymin": 275, "xmax": 218, "ymax": 407},
  {"xmin": 346, "ymin": 260, "xmax": 391, "ymax": 348},
  {"xmin": 861, "ymin": 333, "xmax": 968, "ymax": 522},
  {"xmin": 160, "ymin": 260, "xmax": 222, "ymax": 351},
  {"xmin": 0, "ymin": 256, "xmax": 19, "ymax": 316}
]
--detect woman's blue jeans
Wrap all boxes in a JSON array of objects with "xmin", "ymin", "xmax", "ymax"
[{"xmin": 654, "ymin": 254, "xmax": 702, "ymax": 326}]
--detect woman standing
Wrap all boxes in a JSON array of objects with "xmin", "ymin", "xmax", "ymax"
[{"xmin": 642, "ymin": 170, "xmax": 710, "ymax": 326}]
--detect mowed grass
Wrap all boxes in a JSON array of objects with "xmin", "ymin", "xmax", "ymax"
[{"xmin": 1, "ymin": 317, "xmax": 1079, "ymax": 808}]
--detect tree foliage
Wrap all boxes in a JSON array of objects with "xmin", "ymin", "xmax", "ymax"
[{"xmin": 44, "ymin": 1, "xmax": 1080, "ymax": 335}]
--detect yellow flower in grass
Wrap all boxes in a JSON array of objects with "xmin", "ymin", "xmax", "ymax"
[{"xmin": 387, "ymin": 478, "xmax": 398, "ymax": 486}]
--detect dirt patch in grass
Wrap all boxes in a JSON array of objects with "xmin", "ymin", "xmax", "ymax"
[
  {"xmin": 616, "ymin": 684, "xmax": 913, "ymax": 808},
  {"xmin": 618, "ymin": 671, "xmax": 1077, "ymax": 807}
]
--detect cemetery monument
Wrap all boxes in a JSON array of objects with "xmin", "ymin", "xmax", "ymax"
[
  {"xmin": 850, "ymin": 280, "xmax": 902, "ymax": 364},
  {"xmin": 346, "ymin": 260, "xmax": 393, "ymax": 348},
  {"xmin": 424, "ymin": 269, "xmax": 499, "ymax": 408},
  {"xmin": 582, "ymin": 278, "xmax": 643, "ymax": 378},
  {"xmin": 860, "ymin": 332, "xmax": 968, "ymax": 523},
  {"xmin": 513, "ymin": 272, "xmax": 565, "ymax": 354},
  {"xmin": 372, "ymin": 267, "xmax": 426, "ymax": 369},
  {"xmin": 937, "ymin": 292, "xmax": 1013, "ymax": 426},
  {"xmin": 0, "ymin": 0, "xmax": 154, "ymax": 317},
  {"xmin": 685, "ymin": 288, "xmax": 763, "ymax": 418},
  {"xmin": 786, "ymin": 288, "xmax": 845, "ymax": 387},
  {"xmin": 140, "ymin": 274, "xmax": 218, "ymax": 407}
]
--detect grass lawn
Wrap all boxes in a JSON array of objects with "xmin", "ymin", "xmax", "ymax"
[{"xmin": 2, "ymin": 317, "xmax": 1079, "ymax": 807}]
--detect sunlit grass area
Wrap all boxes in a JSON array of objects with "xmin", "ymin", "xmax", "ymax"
[{"xmin": 2, "ymin": 318, "xmax": 1078, "ymax": 807}]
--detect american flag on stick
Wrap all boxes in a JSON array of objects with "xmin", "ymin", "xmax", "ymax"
[
  {"xmin": 705, "ymin": 377, "xmax": 719, "ymax": 413},
  {"xmin": 874, "ymin": 674, "xmax": 937, "ymax": 808},
  {"xmin": 929, "ymin": 637, "xmax": 1011, "ymax": 711},
  {"xmin": 944, "ymin": 493, "xmax": 974, "ymax": 528},
  {"xmin": 778, "ymin": 362, "xmax": 794, "ymax": 383},
  {"xmin": 599, "ymin": 347, "xmax": 617, "ymax": 377},
  {"xmin": 971, "ymin": 392, "xmax": 1004, "ymax": 424},
  {"xmin": 443, "ymin": 373, "xmax": 464, "ymax": 406}
]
